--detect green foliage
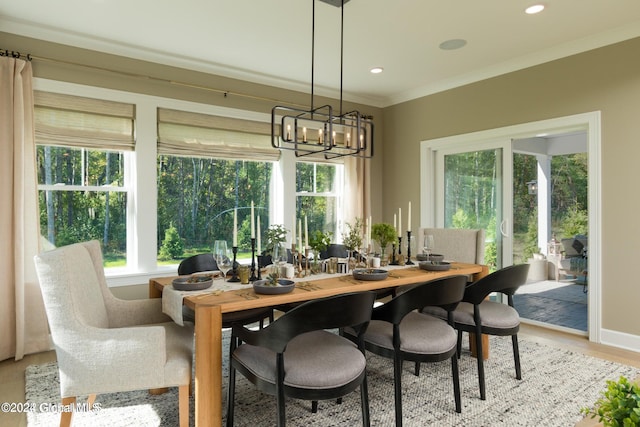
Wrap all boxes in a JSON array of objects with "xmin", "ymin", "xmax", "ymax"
[
  {"xmin": 159, "ymin": 223, "xmax": 184, "ymax": 260},
  {"xmin": 342, "ymin": 218, "xmax": 364, "ymax": 251},
  {"xmin": 451, "ymin": 208, "xmax": 474, "ymax": 229},
  {"xmin": 371, "ymin": 223, "xmax": 396, "ymax": 253},
  {"xmin": 522, "ymin": 213, "xmax": 540, "ymax": 262},
  {"xmin": 562, "ymin": 207, "xmax": 588, "ymax": 238},
  {"xmin": 263, "ymin": 224, "xmax": 288, "ymax": 256},
  {"xmin": 581, "ymin": 376, "xmax": 640, "ymax": 427},
  {"xmin": 309, "ymin": 230, "xmax": 332, "ymax": 256},
  {"xmin": 484, "ymin": 217, "xmax": 497, "ymax": 270}
]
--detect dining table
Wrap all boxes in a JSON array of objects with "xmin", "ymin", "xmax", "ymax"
[{"xmin": 149, "ymin": 261, "xmax": 489, "ymax": 427}]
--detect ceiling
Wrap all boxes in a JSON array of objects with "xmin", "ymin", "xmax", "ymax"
[{"xmin": 2, "ymin": 0, "xmax": 640, "ymax": 107}]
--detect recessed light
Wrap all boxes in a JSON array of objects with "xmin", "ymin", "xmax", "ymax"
[
  {"xmin": 525, "ymin": 4, "xmax": 545, "ymax": 14},
  {"xmin": 439, "ymin": 39, "xmax": 467, "ymax": 51},
  {"xmin": 370, "ymin": 67, "xmax": 384, "ymax": 74}
]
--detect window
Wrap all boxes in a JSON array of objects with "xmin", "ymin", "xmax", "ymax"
[
  {"xmin": 157, "ymin": 108, "xmax": 278, "ymax": 262},
  {"xmin": 296, "ymin": 161, "xmax": 343, "ymax": 240},
  {"xmin": 34, "ymin": 91, "xmax": 134, "ymax": 267}
]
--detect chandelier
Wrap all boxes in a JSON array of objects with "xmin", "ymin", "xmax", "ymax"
[{"xmin": 271, "ymin": 0, "xmax": 374, "ymax": 159}]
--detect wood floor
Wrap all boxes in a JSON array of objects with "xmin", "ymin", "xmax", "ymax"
[{"xmin": 1, "ymin": 323, "xmax": 637, "ymax": 427}]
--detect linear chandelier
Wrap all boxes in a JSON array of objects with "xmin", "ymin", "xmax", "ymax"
[{"xmin": 271, "ymin": 0, "xmax": 374, "ymax": 159}]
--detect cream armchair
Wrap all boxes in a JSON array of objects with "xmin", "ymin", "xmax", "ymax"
[
  {"xmin": 34, "ymin": 240, "xmax": 193, "ymax": 427},
  {"xmin": 418, "ymin": 227, "xmax": 485, "ymax": 264}
]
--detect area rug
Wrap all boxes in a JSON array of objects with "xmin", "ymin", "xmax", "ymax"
[{"xmin": 26, "ymin": 334, "xmax": 639, "ymax": 426}]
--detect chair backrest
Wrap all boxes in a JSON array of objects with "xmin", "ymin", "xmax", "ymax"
[
  {"xmin": 418, "ymin": 227, "xmax": 485, "ymax": 264},
  {"xmin": 372, "ymin": 276, "xmax": 468, "ymax": 325},
  {"xmin": 463, "ymin": 263, "xmax": 530, "ymax": 305},
  {"xmin": 240, "ymin": 291, "xmax": 377, "ymax": 354},
  {"xmin": 320, "ymin": 243, "xmax": 348, "ymax": 259},
  {"xmin": 178, "ymin": 253, "xmax": 218, "ymax": 275},
  {"xmin": 34, "ymin": 241, "xmax": 110, "ymax": 334}
]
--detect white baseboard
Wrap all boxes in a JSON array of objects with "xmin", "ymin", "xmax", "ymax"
[{"xmin": 600, "ymin": 328, "xmax": 640, "ymax": 353}]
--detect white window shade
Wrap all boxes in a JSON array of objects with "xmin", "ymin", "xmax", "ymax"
[
  {"xmin": 34, "ymin": 91, "xmax": 135, "ymax": 151},
  {"xmin": 157, "ymin": 108, "xmax": 280, "ymax": 161}
]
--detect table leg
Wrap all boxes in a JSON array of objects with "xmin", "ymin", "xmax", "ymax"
[
  {"xmin": 470, "ymin": 265, "xmax": 490, "ymax": 360},
  {"xmin": 195, "ymin": 304, "xmax": 222, "ymax": 427}
]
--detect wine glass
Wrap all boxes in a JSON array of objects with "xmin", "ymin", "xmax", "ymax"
[
  {"xmin": 273, "ymin": 242, "xmax": 288, "ymax": 277},
  {"xmin": 213, "ymin": 240, "xmax": 232, "ymax": 279},
  {"xmin": 423, "ymin": 234, "xmax": 435, "ymax": 262}
]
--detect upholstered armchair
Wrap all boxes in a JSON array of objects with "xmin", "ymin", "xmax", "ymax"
[
  {"xmin": 34, "ymin": 240, "xmax": 193, "ymax": 427},
  {"xmin": 418, "ymin": 227, "xmax": 485, "ymax": 264}
]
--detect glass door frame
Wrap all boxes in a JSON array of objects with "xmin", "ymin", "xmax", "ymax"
[{"xmin": 419, "ymin": 111, "xmax": 601, "ymax": 342}]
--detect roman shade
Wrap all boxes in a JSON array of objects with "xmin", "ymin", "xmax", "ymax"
[
  {"xmin": 157, "ymin": 108, "xmax": 280, "ymax": 161},
  {"xmin": 34, "ymin": 91, "xmax": 135, "ymax": 151}
]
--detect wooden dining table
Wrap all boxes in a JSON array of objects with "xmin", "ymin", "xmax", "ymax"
[{"xmin": 149, "ymin": 262, "xmax": 489, "ymax": 427}]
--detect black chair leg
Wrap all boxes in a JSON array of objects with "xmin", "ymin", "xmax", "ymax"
[
  {"xmin": 311, "ymin": 401, "xmax": 318, "ymax": 413},
  {"xmin": 393, "ymin": 355, "xmax": 403, "ymax": 427},
  {"xmin": 474, "ymin": 326, "xmax": 486, "ymax": 400},
  {"xmin": 360, "ymin": 378, "xmax": 371, "ymax": 427},
  {"xmin": 414, "ymin": 361, "xmax": 420, "ymax": 376},
  {"xmin": 337, "ymin": 397, "xmax": 343, "ymax": 405},
  {"xmin": 512, "ymin": 334, "xmax": 522, "ymax": 380},
  {"xmin": 456, "ymin": 330, "xmax": 463, "ymax": 359},
  {"xmin": 226, "ymin": 364, "xmax": 236, "ymax": 427},
  {"xmin": 450, "ymin": 354, "xmax": 462, "ymax": 413}
]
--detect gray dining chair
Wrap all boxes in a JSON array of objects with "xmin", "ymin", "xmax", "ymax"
[
  {"xmin": 226, "ymin": 291, "xmax": 377, "ymax": 427},
  {"xmin": 422, "ymin": 263, "xmax": 530, "ymax": 400},
  {"xmin": 34, "ymin": 240, "xmax": 193, "ymax": 427}
]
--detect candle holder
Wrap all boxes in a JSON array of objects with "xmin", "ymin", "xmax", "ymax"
[
  {"xmin": 304, "ymin": 248, "xmax": 310, "ymax": 277},
  {"xmin": 390, "ymin": 243, "xmax": 398, "ymax": 265},
  {"xmin": 228, "ymin": 246, "xmax": 241, "ymax": 282},
  {"xmin": 250, "ymin": 238, "xmax": 258, "ymax": 282},
  {"xmin": 406, "ymin": 231, "xmax": 414, "ymax": 265}
]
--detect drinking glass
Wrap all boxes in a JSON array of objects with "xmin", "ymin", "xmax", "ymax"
[
  {"xmin": 273, "ymin": 242, "xmax": 288, "ymax": 277},
  {"xmin": 423, "ymin": 234, "xmax": 435, "ymax": 261},
  {"xmin": 213, "ymin": 240, "xmax": 232, "ymax": 279}
]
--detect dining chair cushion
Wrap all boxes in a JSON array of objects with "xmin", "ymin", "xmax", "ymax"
[
  {"xmin": 232, "ymin": 330, "xmax": 366, "ymax": 389},
  {"xmin": 423, "ymin": 301, "xmax": 520, "ymax": 330},
  {"xmin": 363, "ymin": 312, "xmax": 457, "ymax": 356},
  {"xmin": 453, "ymin": 301, "xmax": 520, "ymax": 329}
]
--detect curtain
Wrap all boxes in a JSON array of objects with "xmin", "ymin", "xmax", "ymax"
[
  {"xmin": 0, "ymin": 57, "xmax": 50, "ymax": 361},
  {"xmin": 343, "ymin": 154, "xmax": 370, "ymax": 225}
]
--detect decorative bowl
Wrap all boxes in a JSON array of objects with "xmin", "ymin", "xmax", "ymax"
[
  {"xmin": 352, "ymin": 268, "xmax": 389, "ymax": 281},
  {"xmin": 172, "ymin": 276, "xmax": 213, "ymax": 291},
  {"xmin": 416, "ymin": 253, "xmax": 444, "ymax": 262},
  {"xmin": 253, "ymin": 279, "xmax": 295, "ymax": 294},
  {"xmin": 419, "ymin": 261, "xmax": 451, "ymax": 271}
]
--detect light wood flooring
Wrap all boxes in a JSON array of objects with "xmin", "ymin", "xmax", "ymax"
[{"xmin": 1, "ymin": 324, "xmax": 638, "ymax": 427}]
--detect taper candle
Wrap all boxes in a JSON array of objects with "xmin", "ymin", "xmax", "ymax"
[
  {"xmin": 398, "ymin": 207, "xmax": 402, "ymax": 236},
  {"xmin": 233, "ymin": 208, "xmax": 238, "ymax": 246},
  {"xmin": 304, "ymin": 215, "xmax": 309, "ymax": 248},
  {"xmin": 298, "ymin": 219, "xmax": 302, "ymax": 251},
  {"xmin": 408, "ymin": 201, "xmax": 411, "ymax": 232},
  {"xmin": 292, "ymin": 214, "xmax": 296, "ymax": 245},
  {"xmin": 256, "ymin": 216, "xmax": 261, "ymax": 253},
  {"xmin": 250, "ymin": 201, "xmax": 255, "ymax": 238}
]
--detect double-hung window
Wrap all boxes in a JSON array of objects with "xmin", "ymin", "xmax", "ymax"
[
  {"xmin": 157, "ymin": 108, "xmax": 279, "ymax": 261},
  {"xmin": 35, "ymin": 91, "xmax": 135, "ymax": 267}
]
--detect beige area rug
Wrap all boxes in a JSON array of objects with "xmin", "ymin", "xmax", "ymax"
[{"xmin": 26, "ymin": 334, "xmax": 639, "ymax": 426}]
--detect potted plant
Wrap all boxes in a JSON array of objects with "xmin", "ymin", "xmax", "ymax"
[
  {"xmin": 371, "ymin": 222, "xmax": 397, "ymax": 266},
  {"xmin": 342, "ymin": 218, "xmax": 364, "ymax": 271},
  {"xmin": 261, "ymin": 224, "xmax": 288, "ymax": 267},
  {"xmin": 308, "ymin": 230, "xmax": 332, "ymax": 273},
  {"xmin": 581, "ymin": 376, "xmax": 640, "ymax": 426}
]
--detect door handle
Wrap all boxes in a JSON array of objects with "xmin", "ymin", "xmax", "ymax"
[{"xmin": 500, "ymin": 219, "xmax": 509, "ymax": 238}]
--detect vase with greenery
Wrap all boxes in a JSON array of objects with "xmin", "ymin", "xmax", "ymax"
[
  {"xmin": 342, "ymin": 218, "xmax": 363, "ymax": 272},
  {"xmin": 581, "ymin": 376, "xmax": 640, "ymax": 427},
  {"xmin": 261, "ymin": 224, "xmax": 288, "ymax": 266},
  {"xmin": 371, "ymin": 222, "xmax": 396, "ymax": 266},
  {"xmin": 309, "ymin": 230, "xmax": 332, "ymax": 274}
]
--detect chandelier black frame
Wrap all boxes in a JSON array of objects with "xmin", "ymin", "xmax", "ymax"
[{"xmin": 271, "ymin": 0, "xmax": 374, "ymax": 159}]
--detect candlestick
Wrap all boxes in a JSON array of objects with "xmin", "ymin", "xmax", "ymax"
[
  {"xmin": 250, "ymin": 201, "xmax": 255, "ymax": 238},
  {"xmin": 250, "ymin": 238, "xmax": 258, "ymax": 281},
  {"xmin": 406, "ymin": 230, "xmax": 414, "ymax": 265},
  {"xmin": 390, "ymin": 243, "xmax": 398, "ymax": 265},
  {"xmin": 228, "ymin": 246, "xmax": 240, "ymax": 282},
  {"xmin": 233, "ymin": 208, "xmax": 238, "ymax": 246}
]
